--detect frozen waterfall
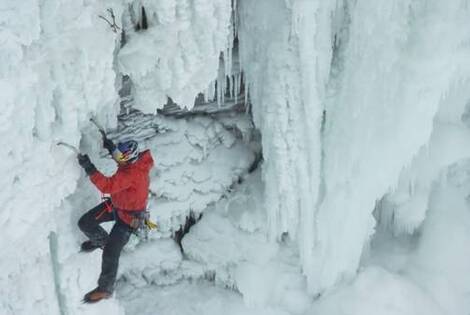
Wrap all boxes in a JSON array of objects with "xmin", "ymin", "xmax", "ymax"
[
  {"xmin": 2, "ymin": 0, "xmax": 470, "ymax": 314},
  {"xmin": 238, "ymin": 0, "xmax": 470, "ymax": 295}
]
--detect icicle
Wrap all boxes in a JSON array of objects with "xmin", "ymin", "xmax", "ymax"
[
  {"xmin": 217, "ymin": 66, "xmax": 223, "ymax": 107},
  {"xmin": 223, "ymin": 51, "xmax": 228, "ymax": 105},
  {"xmin": 223, "ymin": 76, "xmax": 226, "ymax": 106},
  {"xmin": 222, "ymin": 39, "xmax": 233, "ymax": 105},
  {"xmin": 225, "ymin": 1, "xmax": 237, "ymax": 105},
  {"xmin": 217, "ymin": 53, "xmax": 225, "ymax": 108},
  {"xmin": 233, "ymin": 0, "xmax": 238, "ymax": 37},
  {"xmin": 218, "ymin": 90, "xmax": 221, "ymax": 108},
  {"xmin": 234, "ymin": 73, "xmax": 241, "ymax": 104},
  {"xmin": 206, "ymin": 81, "xmax": 212, "ymax": 102},
  {"xmin": 231, "ymin": 75, "xmax": 235, "ymax": 99},
  {"xmin": 227, "ymin": 45, "xmax": 233, "ymax": 99},
  {"xmin": 235, "ymin": 74, "xmax": 238, "ymax": 104},
  {"xmin": 244, "ymin": 82, "xmax": 249, "ymax": 114},
  {"xmin": 209, "ymin": 80, "xmax": 216, "ymax": 102},
  {"xmin": 224, "ymin": 48, "xmax": 229, "ymax": 84},
  {"xmin": 237, "ymin": 73, "xmax": 242, "ymax": 96},
  {"xmin": 204, "ymin": 85, "xmax": 208, "ymax": 103}
]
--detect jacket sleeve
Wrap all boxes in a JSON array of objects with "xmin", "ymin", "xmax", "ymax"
[{"xmin": 90, "ymin": 170, "xmax": 132, "ymax": 194}]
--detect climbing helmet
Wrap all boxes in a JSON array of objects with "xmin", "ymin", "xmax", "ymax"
[{"xmin": 113, "ymin": 140, "xmax": 139, "ymax": 163}]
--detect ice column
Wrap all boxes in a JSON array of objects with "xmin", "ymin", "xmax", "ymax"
[
  {"xmin": 312, "ymin": 0, "xmax": 470, "ymax": 293},
  {"xmin": 239, "ymin": 0, "xmax": 470, "ymax": 294},
  {"xmin": 238, "ymin": 0, "xmax": 335, "ymax": 293}
]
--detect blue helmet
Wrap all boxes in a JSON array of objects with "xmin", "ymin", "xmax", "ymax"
[{"xmin": 112, "ymin": 140, "xmax": 139, "ymax": 163}]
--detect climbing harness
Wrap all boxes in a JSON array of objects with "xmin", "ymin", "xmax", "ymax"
[{"xmin": 95, "ymin": 196, "xmax": 158, "ymax": 241}]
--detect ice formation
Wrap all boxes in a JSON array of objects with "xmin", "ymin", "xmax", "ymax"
[
  {"xmin": 0, "ymin": 0, "xmax": 120, "ymax": 313},
  {"xmin": 3, "ymin": 0, "xmax": 470, "ymax": 314},
  {"xmin": 237, "ymin": 0, "xmax": 334, "ymax": 294},
  {"xmin": 103, "ymin": 111, "xmax": 257, "ymax": 236},
  {"xmin": 0, "ymin": 0, "xmax": 238, "ymax": 313},
  {"xmin": 238, "ymin": 0, "xmax": 470, "ymax": 294},
  {"xmin": 118, "ymin": 0, "xmax": 234, "ymax": 111}
]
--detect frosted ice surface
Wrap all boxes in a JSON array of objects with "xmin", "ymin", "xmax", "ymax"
[
  {"xmin": 311, "ymin": 266, "xmax": 443, "ymax": 315},
  {"xmin": 238, "ymin": 0, "xmax": 470, "ymax": 295},
  {"xmin": 119, "ymin": 280, "xmax": 290, "ymax": 315}
]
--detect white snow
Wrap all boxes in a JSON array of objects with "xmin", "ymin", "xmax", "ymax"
[
  {"xmin": 311, "ymin": 266, "xmax": 443, "ymax": 315},
  {"xmin": 406, "ymin": 161, "xmax": 470, "ymax": 314},
  {"xmin": 119, "ymin": 280, "xmax": 290, "ymax": 315}
]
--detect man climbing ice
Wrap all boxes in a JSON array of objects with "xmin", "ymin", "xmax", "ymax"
[{"xmin": 76, "ymin": 135, "xmax": 154, "ymax": 303}]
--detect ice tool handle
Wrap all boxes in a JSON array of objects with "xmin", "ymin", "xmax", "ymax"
[
  {"xmin": 90, "ymin": 117, "xmax": 107, "ymax": 138},
  {"xmin": 56, "ymin": 141, "xmax": 79, "ymax": 154}
]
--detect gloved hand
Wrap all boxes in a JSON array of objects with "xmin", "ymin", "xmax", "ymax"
[
  {"xmin": 77, "ymin": 154, "xmax": 97, "ymax": 176},
  {"xmin": 103, "ymin": 136, "xmax": 116, "ymax": 155}
]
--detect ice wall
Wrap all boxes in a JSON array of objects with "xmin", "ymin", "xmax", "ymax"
[
  {"xmin": 0, "ymin": 0, "xmax": 235, "ymax": 314},
  {"xmin": 380, "ymin": 79, "xmax": 470, "ymax": 235},
  {"xmin": 313, "ymin": 0, "xmax": 470, "ymax": 294},
  {"xmin": 4, "ymin": 0, "xmax": 470, "ymax": 312},
  {"xmin": 0, "ymin": 0, "xmax": 121, "ymax": 313},
  {"xmin": 238, "ymin": 0, "xmax": 470, "ymax": 294}
]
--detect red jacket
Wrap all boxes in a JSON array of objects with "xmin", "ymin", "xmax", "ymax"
[{"xmin": 90, "ymin": 150, "xmax": 154, "ymax": 225}]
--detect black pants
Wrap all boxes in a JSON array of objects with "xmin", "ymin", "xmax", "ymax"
[{"xmin": 78, "ymin": 202, "xmax": 133, "ymax": 293}]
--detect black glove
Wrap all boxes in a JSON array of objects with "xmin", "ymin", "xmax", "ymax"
[
  {"xmin": 77, "ymin": 154, "xmax": 97, "ymax": 176},
  {"xmin": 103, "ymin": 136, "xmax": 116, "ymax": 155}
]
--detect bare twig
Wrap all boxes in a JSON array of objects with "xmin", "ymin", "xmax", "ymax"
[{"xmin": 98, "ymin": 8, "xmax": 121, "ymax": 33}]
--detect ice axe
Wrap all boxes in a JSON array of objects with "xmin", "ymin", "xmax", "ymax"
[
  {"xmin": 56, "ymin": 141, "xmax": 79, "ymax": 154},
  {"xmin": 90, "ymin": 117, "xmax": 107, "ymax": 138},
  {"xmin": 90, "ymin": 117, "xmax": 116, "ymax": 157}
]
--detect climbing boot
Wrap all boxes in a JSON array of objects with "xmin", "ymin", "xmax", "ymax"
[
  {"xmin": 80, "ymin": 240, "xmax": 104, "ymax": 253},
  {"xmin": 82, "ymin": 287, "xmax": 111, "ymax": 303}
]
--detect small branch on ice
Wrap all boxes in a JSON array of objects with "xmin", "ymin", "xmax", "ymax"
[{"xmin": 99, "ymin": 8, "xmax": 121, "ymax": 33}]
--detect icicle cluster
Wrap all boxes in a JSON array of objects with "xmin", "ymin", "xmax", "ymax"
[
  {"xmin": 118, "ymin": 0, "xmax": 233, "ymax": 111},
  {"xmin": 200, "ymin": 0, "xmax": 245, "ymax": 108}
]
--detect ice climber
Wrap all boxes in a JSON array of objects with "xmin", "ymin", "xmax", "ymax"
[{"xmin": 76, "ymin": 136, "xmax": 154, "ymax": 303}]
